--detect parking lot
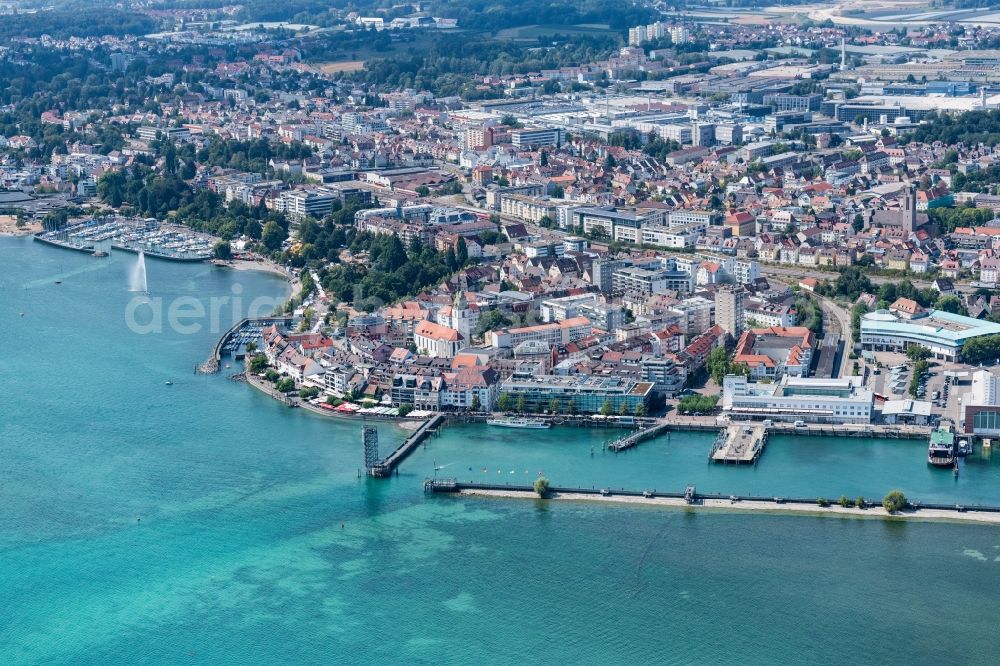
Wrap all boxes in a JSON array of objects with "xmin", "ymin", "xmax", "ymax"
[{"xmin": 866, "ymin": 351, "xmax": 970, "ymax": 427}]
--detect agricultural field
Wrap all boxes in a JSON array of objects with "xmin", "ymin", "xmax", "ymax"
[{"xmin": 317, "ymin": 60, "xmax": 366, "ymax": 74}]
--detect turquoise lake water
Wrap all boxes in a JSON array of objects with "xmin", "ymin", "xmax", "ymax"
[{"xmin": 3, "ymin": 235, "xmax": 1000, "ymax": 665}]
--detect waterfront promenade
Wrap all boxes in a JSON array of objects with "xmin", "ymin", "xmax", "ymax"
[
  {"xmin": 659, "ymin": 413, "xmax": 928, "ymax": 439},
  {"xmin": 245, "ymin": 372, "xmax": 426, "ymax": 427},
  {"xmin": 245, "ymin": 371, "xmax": 297, "ymax": 406},
  {"xmin": 240, "ymin": 372, "xmax": 933, "ymax": 444}
]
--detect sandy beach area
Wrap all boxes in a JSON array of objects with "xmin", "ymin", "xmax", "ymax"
[
  {"xmin": 454, "ymin": 488, "xmax": 1000, "ymax": 526},
  {"xmin": 216, "ymin": 258, "xmax": 291, "ymax": 279},
  {"xmin": 0, "ymin": 215, "xmax": 41, "ymax": 236},
  {"xmin": 213, "ymin": 258, "xmax": 302, "ymax": 298}
]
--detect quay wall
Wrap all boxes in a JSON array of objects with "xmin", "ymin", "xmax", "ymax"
[
  {"xmin": 427, "ymin": 481, "xmax": 1000, "ymax": 523},
  {"xmin": 32, "ymin": 233, "xmax": 97, "ymax": 256}
]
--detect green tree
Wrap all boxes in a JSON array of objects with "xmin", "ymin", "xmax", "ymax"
[
  {"xmin": 963, "ymin": 334, "xmax": 1000, "ymax": 364},
  {"xmin": 516, "ymin": 395, "xmax": 527, "ymax": 414},
  {"xmin": 707, "ymin": 346, "xmax": 731, "ymax": 385},
  {"xmin": 471, "ymin": 394, "xmax": 481, "ymax": 412},
  {"xmin": 398, "ymin": 403, "xmax": 414, "ymax": 417},
  {"xmin": 456, "ymin": 237, "xmax": 469, "ymax": 266},
  {"xmin": 548, "ymin": 397, "xmax": 561, "ymax": 414},
  {"xmin": 908, "ymin": 360, "xmax": 929, "ymax": 397},
  {"xmin": 533, "ymin": 477, "xmax": 550, "ymax": 497},
  {"xmin": 850, "ymin": 303, "xmax": 869, "ymax": 339},
  {"xmin": 831, "ymin": 267, "xmax": 874, "ymax": 301},
  {"xmin": 882, "ymin": 490, "xmax": 908, "ymax": 513},
  {"xmin": 163, "ymin": 142, "xmax": 177, "ymax": 176},
  {"xmin": 878, "ymin": 282, "xmax": 898, "ymax": 304},
  {"xmin": 212, "ymin": 240, "xmax": 232, "ymax": 260},
  {"xmin": 497, "ymin": 392, "xmax": 511, "ymax": 412},
  {"xmin": 906, "ymin": 345, "xmax": 932, "ymax": 362},
  {"xmin": 276, "ymin": 378, "xmax": 296, "ymax": 393},
  {"xmin": 600, "ymin": 399, "xmax": 613, "ymax": 416},
  {"xmin": 933, "ymin": 294, "xmax": 967, "ymax": 315},
  {"xmin": 795, "ymin": 296, "xmax": 824, "ymax": 336},
  {"xmin": 475, "ymin": 309, "xmax": 513, "ymax": 337},
  {"xmin": 248, "ymin": 354, "xmax": 268, "ymax": 373},
  {"xmin": 678, "ymin": 394, "xmax": 720, "ymax": 414},
  {"xmin": 261, "ymin": 220, "xmax": 287, "ymax": 252},
  {"xmin": 97, "ymin": 170, "xmax": 126, "ymax": 208},
  {"xmin": 730, "ymin": 362, "xmax": 751, "ymax": 379}
]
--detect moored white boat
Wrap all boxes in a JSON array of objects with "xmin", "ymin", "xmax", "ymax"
[{"xmin": 486, "ymin": 417, "xmax": 550, "ymax": 429}]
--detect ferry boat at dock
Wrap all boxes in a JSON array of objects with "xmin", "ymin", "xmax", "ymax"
[
  {"xmin": 486, "ymin": 417, "xmax": 551, "ymax": 429},
  {"xmin": 928, "ymin": 427, "xmax": 956, "ymax": 468}
]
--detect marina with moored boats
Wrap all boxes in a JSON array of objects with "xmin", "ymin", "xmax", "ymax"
[{"xmin": 35, "ymin": 216, "xmax": 214, "ymax": 261}]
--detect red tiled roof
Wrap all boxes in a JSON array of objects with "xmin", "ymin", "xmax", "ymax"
[{"xmin": 415, "ymin": 320, "xmax": 461, "ymax": 342}]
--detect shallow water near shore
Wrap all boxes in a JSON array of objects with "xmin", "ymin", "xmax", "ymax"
[{"xmin": 3, "ymin": 236, "xmax": 1000, "ymax": 665}]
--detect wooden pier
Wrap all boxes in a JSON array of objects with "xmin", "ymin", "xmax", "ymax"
[
  {"xmin": 606, "ymin": 421, "xmax": 720, "ymax": 452},
  {"xmin": 710, "ymin": 423, "xmax": 768, "ymax": 464},
  {"xmin": 607, "ymin": 423, "xmax": 669, "ymax": 452},
  {"xmin": 368, "ymin": 413, "xmax": 445, "ymax": 477}
]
